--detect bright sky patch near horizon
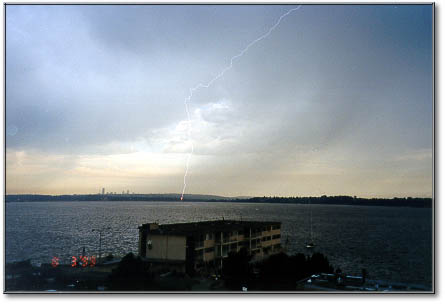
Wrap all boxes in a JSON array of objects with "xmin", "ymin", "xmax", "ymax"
[{"xmin": 5, "ymin": 4, "xmax": 433, "ymax": 198}]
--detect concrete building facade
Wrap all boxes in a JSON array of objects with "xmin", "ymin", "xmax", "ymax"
[{"xmin": 138, "ymin": 220, "xmax": 282, "ymax": 274}]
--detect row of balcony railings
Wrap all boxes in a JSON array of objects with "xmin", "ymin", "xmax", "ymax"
[
  {"xmin": 194, "ymin": 229, "xmax": 281, "ymax": 247},
  {"xmin": 197, "ymin": 236, "xmax": 280, "ymax": 248},
  {"xmin": 197, "ymin": 243, "xmax": 282, "ymax": 260}
]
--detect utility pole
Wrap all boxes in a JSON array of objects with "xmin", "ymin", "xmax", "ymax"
[
  {"xmin": 92, "ymin": 227, "xmax": 111, "ymax": 264},
  {"xmin": 220, "ymin": 231, "xmax": 223, "ymax": 276}
]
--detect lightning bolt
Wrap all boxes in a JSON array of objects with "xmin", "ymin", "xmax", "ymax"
[{"xmin": 180, "ymin": 5, "xmax": 302, "ymax": 201}]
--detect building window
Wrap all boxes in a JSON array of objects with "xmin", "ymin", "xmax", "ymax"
[
  {"xmin": 196, "ymin": 249, "xmax": 204, "ymax": 260},
  {"xmin": 222, "ymin": 245, "xmax": 229, "ymax": 256},
  {"xmin": 196, "ymin": 235, "xmax": 204, "ymax": 248},
  {"xmin": 230, "ymin": 243, "xmax": 237, "ymax": 251},
  {"xmin": 205, "ymin": 247, "xmax": 214, "ymax": 253},
  {"xmin": 272, "ymin": 234, "xmax": 281, "ymax": 240}
]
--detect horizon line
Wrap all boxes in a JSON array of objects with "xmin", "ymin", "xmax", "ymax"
[{"xmin": 4, "ymin": 192, "xmax": 433, "ymax": 200}]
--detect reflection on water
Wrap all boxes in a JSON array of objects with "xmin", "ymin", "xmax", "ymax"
[{"xmin": 5, "ymin": 201, "xmax": 432, "ymax": 287}]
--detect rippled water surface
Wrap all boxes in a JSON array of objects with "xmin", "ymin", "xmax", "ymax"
[{"xmin": 5, "ymin": 201, "xmax": 432, "ymax": 287}]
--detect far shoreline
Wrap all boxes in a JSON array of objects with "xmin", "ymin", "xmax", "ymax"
[{"xmin": 5, "ymin": 194, "xmax": 433, "ymax": 208}]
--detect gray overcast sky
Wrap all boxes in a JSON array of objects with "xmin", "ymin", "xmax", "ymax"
[{"xmin": 6, "ymin": 4, "xmax": 433, "ymax": 197}]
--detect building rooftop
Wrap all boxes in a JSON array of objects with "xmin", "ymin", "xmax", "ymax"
[{"xmin": 139, "ymin": 220, "xmax": 281, "ymax": 236}]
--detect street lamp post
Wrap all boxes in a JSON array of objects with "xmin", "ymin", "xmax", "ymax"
[{"xmin": 92, "ymin": 227, "xmax": 111, "ymax": 264}]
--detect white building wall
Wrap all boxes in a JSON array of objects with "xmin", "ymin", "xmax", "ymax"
[{"xmin": 146, "ymin": 234, "xmax": 186, "ymax": 261}]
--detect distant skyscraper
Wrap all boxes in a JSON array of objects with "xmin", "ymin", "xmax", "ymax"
[
  {"xmin": 102, "ymin": 188, "xmax": 105, "ymax": 195},
  {"xmin": 127, "ymin": 190, "xmax": 129, "ymax": 195}
]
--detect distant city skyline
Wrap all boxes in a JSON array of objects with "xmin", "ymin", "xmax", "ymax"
[{"xmin": 6, "ymin": 4, "xmax": 433, "ymax": 198}]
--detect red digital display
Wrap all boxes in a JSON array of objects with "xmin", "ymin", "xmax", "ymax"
[
  {"xmin": 80, "ymin": 256, "xmax": 88, "ymax": 267},
  {"xmin": 71, "ymin": 256, "xmax": 77, "ymax": 267},
  {"xmin": 90, "ymin": 255, "xmax": 97, "ymax": 266},
  {"xmin": 51, "ymin": 256, "xmax": 59, "ymax": 268},
  {"xmin": 73, "ymin": 255, "xmax": 97, "ymax": 267},
  {"xmin": 51, "ymin": 256, "xmax": 97, "ymax": 268}
]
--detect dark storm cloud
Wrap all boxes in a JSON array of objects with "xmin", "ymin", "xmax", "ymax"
[{"xmin": 6, "ymin": 5, "xmax": 299, "ymax": 154}]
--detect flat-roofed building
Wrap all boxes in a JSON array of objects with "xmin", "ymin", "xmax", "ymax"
[{"xmin": 138, "ymin": 220, "xmax": 282, "ymax": 274}]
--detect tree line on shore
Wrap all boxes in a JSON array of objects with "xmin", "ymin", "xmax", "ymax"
[{"xmin": 235, "ymin": 195, "xmax": 432, "ymax": 208}]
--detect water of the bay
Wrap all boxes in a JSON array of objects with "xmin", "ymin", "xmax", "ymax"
[{"xmin": 5, "ymin": 201, "xmax": 432, "ymax": 288}]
